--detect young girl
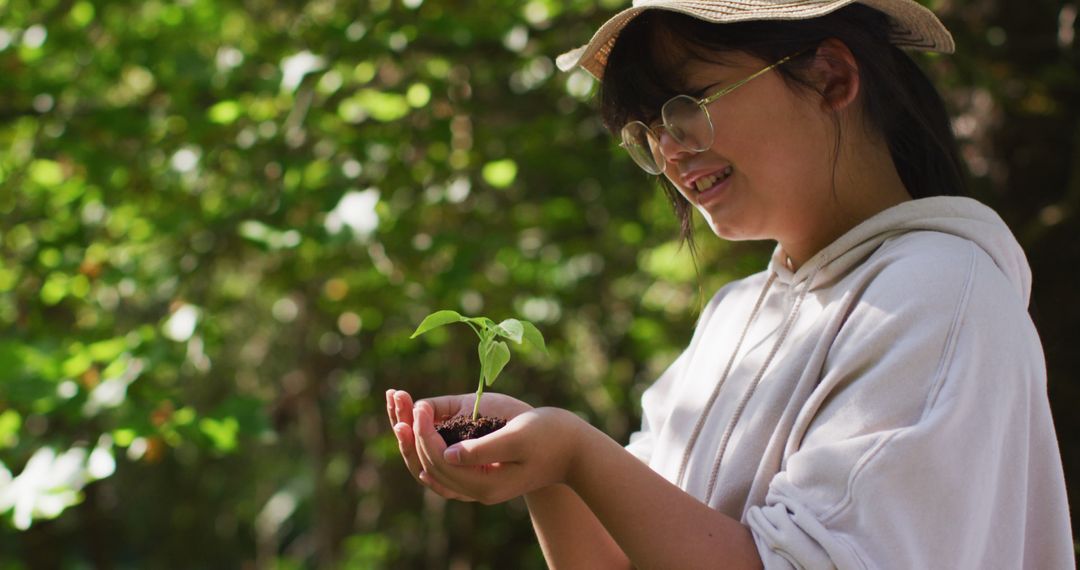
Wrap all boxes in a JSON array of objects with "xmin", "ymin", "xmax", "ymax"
[{"xmin": 387, "ymin": 1, "xmax": 1074, "ymax": 567}]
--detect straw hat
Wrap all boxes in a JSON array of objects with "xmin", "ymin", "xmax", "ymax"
[{"xmin": 556, "ymin": 0, "xmax": 954, "ymax": 80}]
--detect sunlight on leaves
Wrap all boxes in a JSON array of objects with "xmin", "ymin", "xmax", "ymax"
[
  {"xmin": 0, "ymin": 438, "xmax": 115, "ymax": 530},
  {"xmin": 482, "ymin": 159, "xmax": 518, "ymax": 188},
  {"xmin": 199, "ymin": 417, "xmax": 239, "ymax": 452}
]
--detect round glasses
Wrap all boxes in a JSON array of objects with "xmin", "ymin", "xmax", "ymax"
[{"xmin": 619, "ymin": 51, "xmax": 806, "ymax": 175}]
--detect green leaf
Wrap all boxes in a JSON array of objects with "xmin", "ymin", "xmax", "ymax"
[
  {"xmin": 0, "ymin": 409, "xmax": 21, "ymax": 449},
  {"xmin": 62, "ymin": 351, "xmax": 92, "ymax": 378},
  {"xmin": 29, "ymin": 159, "xmax": 64, "ymax": 187},
  {"xmin": 479, "ymin": 338, "xmax": 510, "ymax": 387},
  {"xmin": 410, "ymin": 310, "xmax": 465, "ymax": 338},
  {"xmin": 406, "ymin": 83, "xmax": 431, "ymax": 108},
  {"xmin": 88, "ymin": 337, "xmax": 128, "ymax": 362},
  {"xmin": 355, "ymin": 89, "xmax": 410, "ymax": 122},
  {"xmin": 69, "ymin": 1, "xmax": 95, "ymax": 27},
  {"xmin": 199, "ymin": 416, "xmax": 239, "ymax": 453},
  {"xmin": 482, "ymin": 159, "xmax": 517, "ymax": 188},
  {"xmin": 465, "ymin": 316, "xmax": 496, "ymax": 331},
  {"xmin": 494, "ymin": 319, "xmax": 524, "ymax": 343},
  {"xmin": 521, "ymin": 320, "xmax": 548, "ymax": 355},
  {"xmin": 208, "ymin": 100, "xmax": 242, "ymax": 124}
]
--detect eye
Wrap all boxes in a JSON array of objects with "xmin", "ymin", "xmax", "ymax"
[
  {"xmin": 690, "ymin": 80, "xmax": 726, "ymax": 100},
  {"xmin": 689, "ymin": 87, "xmax": 711, "ymax": 99}
]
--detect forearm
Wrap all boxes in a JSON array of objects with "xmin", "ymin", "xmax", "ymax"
[
  {"xmin": 525, "ymin": 484, "xmax": 631, "ymax": 570},
  {"xmin": 566, "ymin": 418, "xmax": 763, "ymax": 570}
]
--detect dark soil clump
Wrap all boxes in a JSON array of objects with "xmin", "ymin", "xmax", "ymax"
[{"xmin": 435, "ymin": 415, "xmax": 507, "ymax": 446}]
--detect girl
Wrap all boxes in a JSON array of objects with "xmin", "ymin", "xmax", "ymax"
[{"xmin": 387, "ymin": 1, "xmax": 1074, "ymax": 567}]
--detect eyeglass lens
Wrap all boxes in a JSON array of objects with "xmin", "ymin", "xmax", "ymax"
[{"xmin": 621, "ymin": 95, "xmax": 714, "ymax": 174}]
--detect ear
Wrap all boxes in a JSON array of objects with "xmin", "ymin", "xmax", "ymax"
[{"xmin": 810, "ymin": 38, "xmax": 860, "ymax": 112}]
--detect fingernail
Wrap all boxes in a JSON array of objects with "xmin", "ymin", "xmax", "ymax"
[{"xmin": 444, "ymin": 445, "xmax": 461, "ymax": 464}]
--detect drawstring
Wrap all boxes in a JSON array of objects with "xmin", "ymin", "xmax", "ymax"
[
  {"xmin": 673, "ymin": 262, "xmax": 823, "ymax": 503},
  {"xmin": 676, "ymin": 272, "xmax": 777, "ymax": 488},
  {"xmin": 703, "ymin": 264, "xmax": 820, "ymax": 503}
]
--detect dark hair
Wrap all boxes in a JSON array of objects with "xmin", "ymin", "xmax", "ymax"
[{"xmin": 599, "ymin": 5, "xmax": 968, "ymax": 248}]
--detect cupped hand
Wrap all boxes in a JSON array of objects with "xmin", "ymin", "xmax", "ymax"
[
  {"xmin": 412, "ymin": 402, "xmax": 585, "ymax": 505},
  {"xmin": 385, "ymin": 389, "xmax": 534, "ymax": 501}
]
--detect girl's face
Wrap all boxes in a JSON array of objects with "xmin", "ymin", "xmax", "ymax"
[{"xmin": 653, "ymin": 51, "xmax": 838, "ymax": 249}]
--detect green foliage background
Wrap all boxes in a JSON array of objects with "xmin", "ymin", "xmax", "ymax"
[{"xmin": 0, "ymin": 0, "xmax": 1076, "ymax": 567}]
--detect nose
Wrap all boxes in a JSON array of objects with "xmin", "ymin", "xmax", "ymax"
[{"xmin": 654, "ymin": 126, "xmax": 694, "ymax": 167}]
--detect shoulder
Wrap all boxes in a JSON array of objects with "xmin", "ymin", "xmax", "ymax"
[
  {"xmin": 834, "ymin": 230, "xmax": 1041, "ymax": 383},
  {"xmin": 705, "ymin": 269, "xmax": 772, "ymax": 310},
  {"xmin": 854, "ymin": 230, "xmax": 1028, "ymax": 320}
]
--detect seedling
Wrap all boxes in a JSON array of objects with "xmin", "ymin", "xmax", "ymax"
[{"xmin": 410, "ymin": 310, "xmax": 547, "ymax": 421}]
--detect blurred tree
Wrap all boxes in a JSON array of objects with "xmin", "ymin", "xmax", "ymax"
[{"xmin": 0, "ymin": 0, "xmax": 1075, "ymax": 567}]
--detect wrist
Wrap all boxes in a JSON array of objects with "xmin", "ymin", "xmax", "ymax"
[
  {"xmin": 524, "ymin": 483, "xmax": 572, "ymax": 503},
  {"xmin": 557, "ymin": 408, "xmax": 598, "ymax": 491}
]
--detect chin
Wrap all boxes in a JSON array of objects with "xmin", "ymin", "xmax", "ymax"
[{"xmin": 705, "ymin": 220, "xmax": 761, "ymax": 242}]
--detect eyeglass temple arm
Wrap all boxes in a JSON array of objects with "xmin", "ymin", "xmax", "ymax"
[{"xmin": 698, "ymin": 49, "xmax": 811, "ymax": 106}]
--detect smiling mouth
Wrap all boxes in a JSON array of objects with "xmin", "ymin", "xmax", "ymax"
[{"xmin": 693, "ymin": 166, "xmax": 734, "ymax": 193}]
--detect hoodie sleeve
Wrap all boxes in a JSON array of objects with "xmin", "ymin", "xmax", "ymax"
[
  {"xmin": 625, "ymin": 349, "xmax": 686, "ymax": 463},
  {"xmin": 745, "ymin": 235, "xmax": 1071, "ymax": 569},
  {"xmin": 625, "ymin": 281, "xmax": 740, "ymax": 463}
]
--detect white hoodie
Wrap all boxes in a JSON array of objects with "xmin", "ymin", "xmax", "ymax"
[{"xmin": 626, "ymin": 197, "xmax": 1074, "ymax": 569}]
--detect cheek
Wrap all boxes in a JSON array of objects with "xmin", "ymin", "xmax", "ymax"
[
  {"xmin": 722, "ymin": 97, "xmax": 833, "ymax": 189},
  {"xmin": 662, "ymin": 172, "xmax": 695, "ymax": 202}
]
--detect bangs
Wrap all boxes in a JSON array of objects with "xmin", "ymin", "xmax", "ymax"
[
  {"xmin": 598, "ymin": 12, "xmax": 705, "ymax": 133},
  {"xmin": 598, "ymin": 11, "xmax": 819, "ymax": 134}
]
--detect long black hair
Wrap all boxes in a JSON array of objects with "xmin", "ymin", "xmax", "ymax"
[{"xmin": 599, "ymin": 5, "xmax": 967, "ymax": 248}]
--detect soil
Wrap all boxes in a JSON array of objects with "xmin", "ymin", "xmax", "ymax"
[{"xmin": 435, "ymin": 415, "xmax": 507, "ymax": 446}]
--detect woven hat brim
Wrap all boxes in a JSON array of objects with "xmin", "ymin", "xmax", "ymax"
[{"xmin": 555, "ymin": 0, "xmax": 955, "ymax": 80}]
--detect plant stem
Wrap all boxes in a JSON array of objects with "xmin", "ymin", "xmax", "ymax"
[
  {"xmin": 465, "ymin": 321, "xmax": 482, "ymax": 338},
  {"xmin": 472, "ymin": 375, "xmax": 483, "ymax": 421},
  {"xmin": 471, "ymin": 324, "xmax": 489, "ymax": 421}
]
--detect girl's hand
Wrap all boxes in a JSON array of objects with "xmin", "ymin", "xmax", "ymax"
[
  {"xmin": 412, "ymin": 402, "xmax": 585, "ymax": 505},
  {"xmin": 385, "ymin": 389, "xmax": 533, "ymax": 501}
]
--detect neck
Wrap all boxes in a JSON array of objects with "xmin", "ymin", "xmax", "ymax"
[{"xmin": 781, "ymin": 135, "xmax": 910, "ymax": 270}]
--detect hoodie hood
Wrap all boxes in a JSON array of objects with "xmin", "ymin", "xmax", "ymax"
[{"xmin": 768, "ymin": 197, "xmax": 1033, "ymax": 305}]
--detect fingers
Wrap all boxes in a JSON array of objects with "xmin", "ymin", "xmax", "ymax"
[
  {"xmin": 412, "ymin": 401, "xmax": 447, "ymax": 467},
  {"xmin": 418, "ymin": 470, "xmax": 474, "ymax": 502},
  {"xmin": 385, "ymin": 389, "xmax": 397, "ymax": 425},
  {"xmin": 414, "ymin": 402, "xmax": 484, "ymax": 487},
  {"xmin": 386, "ymin": 389, "xmax": 415, "ymax": 426},
  {"xmin": 443, "ymin": 423, "xmax": 519, "ymax": 467},
  {"xmin": 388, "ymin": 391, "xmax": 423, "ymax": 484},
  {"xmin": 394, "ymin": 391, "xmax": 415, "ymax": 425},
  {"xmin": 416, "ymin": 394, "xmax": 472, "ymax": 422},
  {"xmin": 413, "ymin": 402, "xmax": 521, "ymax": 502},
  {"xmin": 394, "ymin": 408, "xmax": 476, "ymax": 502},
  {"xmin": 388, "ymin": 391, "xmax": 493, "ymax": 503},
  {"xmin": 393, "ymin": 421, "xmax": 422, "ymax": 481}
]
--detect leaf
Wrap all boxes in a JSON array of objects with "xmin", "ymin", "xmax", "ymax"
[
  {"xmin": 467, "ymin": 316, "xmax": 497, "ymax": 331},
  {"xmin": 199, "ymin": 416, "xmax": 239, "ymax": 453},
  {"xmin": 479, "ymin": 338, "xmax": 510, "ymax": 387},
  {"xmin": 521, "ymin": 320, "xmax": 548, "ymax": 355},
  {"xmin": 87, "ymin": 337, "xmax": 128, "ymax": 362},
  {"xmin": 482, "ymin": 159, "xmax": 518, "ymax": 188},
  {"xmin": 29, "ymin": 159, "xmax": 64, "ymax": 187},
  {"xmin": 355, "ymin": 89, "xmax": 410, "ymax": 122},
  {"xmin": 494, "ymin": 319, "xmax": 524, "ymax": 343},
  {"xmin": 410, "ymin": 310, "xmax": 464, "ymax": 338},
  {"xmin": 208, "ymin": 100, "xmax": 242, "ymax": 124}
]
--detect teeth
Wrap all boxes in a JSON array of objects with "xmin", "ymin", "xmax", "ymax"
[
  {"xmin": 693, "ymin": 166, "xmax": 733, "ymax": 193},
  {"xmin": 695, "ymin": 175, "xmax": 717, "ymax": 193}
]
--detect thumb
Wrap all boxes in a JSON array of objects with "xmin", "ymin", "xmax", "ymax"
[{"xmin": 443, "ymin": 427, "xmax": 517, "ymax": 466}]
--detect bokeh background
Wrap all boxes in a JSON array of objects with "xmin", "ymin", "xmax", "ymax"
[{"xmin": 0, "ymin": 0, "xmax": 1076, "ymax": 567}]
